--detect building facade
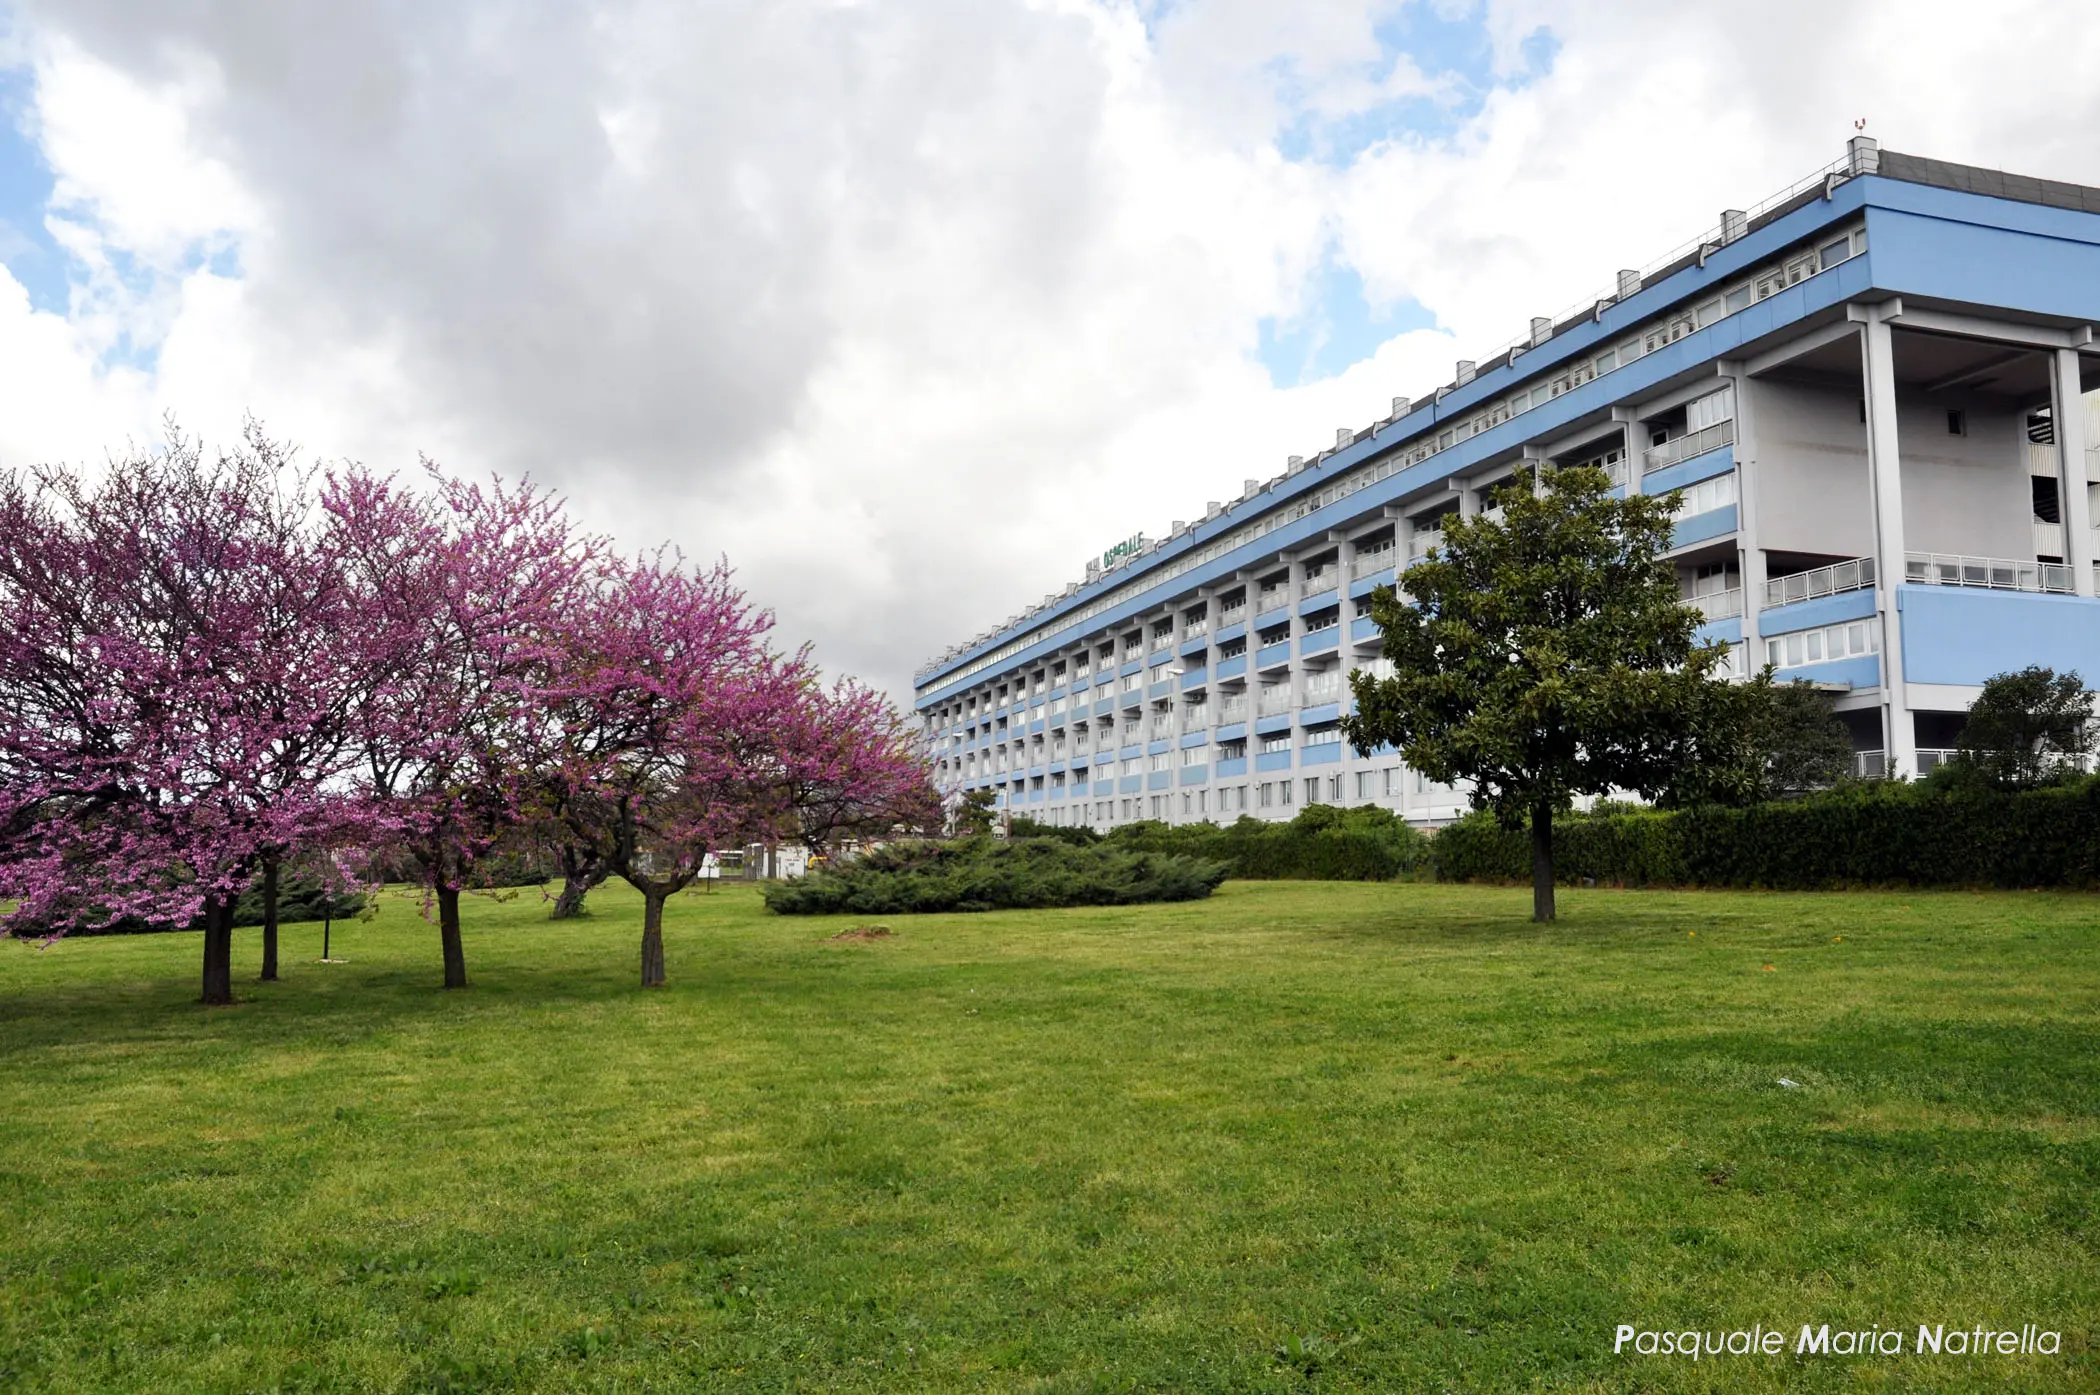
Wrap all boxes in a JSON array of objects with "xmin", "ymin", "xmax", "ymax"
[{"xmin": 913, "ymin": 139, "xmax": 2100, "ymax": 828}]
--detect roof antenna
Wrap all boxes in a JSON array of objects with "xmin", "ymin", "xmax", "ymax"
[{"xmin": 1853, "ymin": 117, "xmax": 1868, "ymax": 132}]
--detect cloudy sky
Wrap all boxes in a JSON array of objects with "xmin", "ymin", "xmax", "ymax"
[{"xmin": 2, "ymin": 1, "xmax": 2098, "ymax": 702}]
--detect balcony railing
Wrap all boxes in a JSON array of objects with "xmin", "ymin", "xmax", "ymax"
[
  {"xmin": 1303, "ymin": 683, "xmax": 1344, "ymax": 705},
  {"xmin": 1183, "ymin": 620, "xmax": 1208, "ymax": 639},
  {"xmin": 1764, "ymin": 556, "xmax": 1875, "ymax": 608},
  {"xmin": 1410, "ymin": 528, "xmax": 1444, "ymax": 561},
  {"xmin": 1351, "ymin": 548, "xmax": 1397, "ymax": 578},
  {"xmin": 1256, "ymin": 688, "xmax": 1293, "ymax": 716},
  {"xmin": 1915, "ymin": 748, "xmax": 1960, "ymax": 774},
  {"xmin": 1905, "ymin": 553, "xmax": 2075, "ymax": 594},
  {"xmin": 1852, "ymin": 749, "xmax": 1886, "ymax": 779},
  {"xmin": 1219, "ymin": 603, "xmax": 1247, "ymax": 625},
  {"xmin": 1301, "ymin": 575, "xmax": 1338, "ymax": 601},
  {"xmin": 1255, "ymin": 584, "xmax": 1290, "ymax": 611},
  {"xmin": 1218, "ymin": 697, "xmax": 1249, "ymax": 723},
  {"xmin": 1643, "ymin": 418, "xmax": 1736, "ymax": 473},
  {"xmin": 1687, "ymin": 587, "xmax": 1743, "ymax": 621}
]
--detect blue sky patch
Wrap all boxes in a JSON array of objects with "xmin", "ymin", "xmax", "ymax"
[
  {"xmin": 1258, "ymin": 260, "xmax": 1439, "ymax": 388},
  {"xmin": 0, "ymin": 66, "xmax": 67, "ymax": 313}
]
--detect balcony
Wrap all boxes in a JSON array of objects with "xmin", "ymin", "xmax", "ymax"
[
  {"xmin": 1256, "ymin": 688, "xmax": 1294, "ymax": 717},
  {"xmin": 1351, "ymin": 548, "xmax": 1397, "ymax": 578},
  {"xmin": 1148, "ymin": 719, "xmax": 1174, "ymax": 741},
  {"xmin": 1915, "ymin": 748, "xmax": 1960, "ymax": 774},
  {"xmin": 1256, "ymin": 584, "xmax": 1291, "ymax": 611},
  {"xmin": 1184, "ymin": 620, "xmax": 1209, "ymax": 639},
  {"xmin": 1218, "ymin": 696, "xmax": 1249, "ymax": 723},
  {"xmin": 1218, "ymin": 602, "xmax": 1247, "ymax": 625},
  {"xmin": 1904, "ymin": 553, "xmax": 2075, "ymax": 595},
  {"xmin": 1409, "ymin": 529, "xmax": 1444, "ymax": 561},
  {"xmin": 1300, "ymin": 575, "xmax": 1338, "ymax": 602},
  {"xmin": 1764, "ymin": 557, "xmax": 1875, "ymax": 609},
  {"xmin": 1644, "ymin": 418, "xmax": 1735, "ymax": 474},
  {"xmin": 1150, "ymin": 635, "xmax": 1174, "ymax": 653},
  {"xmin": 1687, "ymin": 587, "xmax": 1743, "ymax": 622}
]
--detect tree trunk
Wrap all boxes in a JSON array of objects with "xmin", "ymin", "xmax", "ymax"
[
  {"xmin": 436, "ymin": 885, "xmax": 468, "ymax": 989},
  {"xmin": 259, "ymin": 855, "xmax": 281, "ymax": 982},
  {"xmin": 1530, "ymin": 803, "xmax": 1556, "ymax": 923},
  {"xmin": 551, "ymin": 875, "xmax": 590, "ymax": 920},
  {"xmin": 201, "ymin": 896, "xmax": 235, "ymax": 1005},
  {"xmin": 640, "ymin": 891, "xmax": 667, "ymax": 988}
]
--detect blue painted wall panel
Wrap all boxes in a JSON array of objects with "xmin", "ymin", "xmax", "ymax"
[
  {"xmin": 1179, "ymin": 637, "xmax": 1209, "ymax": 659},
  {"xmin": 1093, "ymin": 780, "xmax": 1113, "ymax": 796},
  {"xmin": 1256, "ymin": 641, "xmax": 1292, "ymax": 668},
  {"xmin": 1180, "ymin": 667, "xmax": 1207, "ymax": 689},
  {"xmin": 1147, "ymin": 740, "xmax": 1169, "ymax": 757},
  {"xmin": 1672, "ymin": 504, "xmax": 1738, "ymax": 550},
  {"xmin": 1179, "ymin": 766, "xmax": 1208, "ymax": 786},
  {"xmin": 1772, "ymin": 653, "xmax": 1882, "ymax": 691},
  {"xmin": 1215, "ymin": 623, "xmax": 1246, "ymax": 645},
  {"xmin": 1216, "ymin": 656, "xmax": 1247, "ymax": 680},
  {"xmin": 1301, "ymin": 744, "xmax": 1343, "ymax": 766},
  {"xmin": 1119, "ymin": 775, "xmax": 1142, "ymax": 794},
  {"xmin": 1254, "ymin": 714, "xmax": 1293, "ymax": 736},
  {"xmin": 1351, "ymin": 616, "xmax": 1381, "ymax": 642},
  {"xmin": 1761, "ymin": 587, "xmax": 1878, "ymax": 635},
  {"xmin": 1298, "ymin": 592, "xmax": 1342, "ymax": 618},
  {"xmin": 1179, "ymin": 732, "xmax": 1209, "ymax": 749},
  {"xmin": 1350, "ymin": 569, "xmax": 1395, "ymax": 599},
  {"xmin": 1694, "ymin": 616, "xmax": 1744, "ymax": 646},
  {"xmin": 1255, "ymin": 750, "xmax": 1294, "ymax": 773},
  {"xmin": 1215, "ymin": 757, "xmax": 1248, "ymax": 778},
  {"xmin": 1300, "ymin": 629, "xmax": 1340, "ymax": 654},
  {"xmin": 1643, "ymin": 444, "xmax": 1735, "ymax": 496},
  {"xmin": 1255, "ymin": 606, "xmax": 1290, "ymax": 631},
  {"xmin": 1898, "ymin": 586, "xmax": 2100, "ymax": 686},
  {"xmin": 1148, "ymin": 771, "xmax": 1171, "ymax": 791},
  {"xmin": 1216, "ymin": 722, "xmax": 1247, "ymax": 743},
  {"xmin": 1300, "ymin": 702, "xmax": 1341, "ymax": 725}
]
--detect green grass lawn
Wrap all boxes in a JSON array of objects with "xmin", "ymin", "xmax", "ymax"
[{"xmin": 0, "ymin": 879, "xmax": 2095, "ymax": 1392}]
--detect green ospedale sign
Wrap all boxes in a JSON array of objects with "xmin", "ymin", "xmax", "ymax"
[{"xmin": 1099, "ymin": 533, "xmax": 1147, "ymax": 570}]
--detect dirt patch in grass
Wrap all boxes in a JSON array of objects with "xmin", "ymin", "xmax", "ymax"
[{"xmin": 828, "ymin": 925, "xmax": 894, "ymax": 942}]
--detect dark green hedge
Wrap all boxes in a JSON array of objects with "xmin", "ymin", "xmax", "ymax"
[
  {"xmin": 1432, "ymin": 777, "xmax": 2100, "ymax": 889},
  {"xmin": 762, "ymin": 837, "xmax": 1228, "ymax": 915},
  {"xmin": 1099, "ymin": 804, "xmax": 1431, "ymax": 882}
]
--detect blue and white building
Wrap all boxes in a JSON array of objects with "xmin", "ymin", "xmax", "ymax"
[{"xmin": 913, "ymin": 139, "xmax": 2100, "ymax": 827}]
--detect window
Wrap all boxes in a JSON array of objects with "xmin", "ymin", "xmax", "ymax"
[
  {"xmin": 1149, "ymin": 753, "xmax": 1171, "ymax": 773},
  {"xmin": 1257, "ymin": 782, "xmax": 1275, "ymax": 808},
  {"xmin": 1383, "ymin": 767, "xmax": 1402, "ymax": 797},
  {"xmin": 1303, "ymin": 726, "xmax": 1342, "ymax": 747},
  {"xmin": 1304, "ymin": 610, "xmax": 1340, "ymax": 634},
  {"xmin": 1685, "ymin": 384, "xmax": 1735, "ymax": 432},
  {"xmin": 1947, "ymin": 409, "xmax": 1967, "ymax": 437},
  {"xmin": 1120, "ymin": 757, "xmax": 1141, "ymax": 776},
  {"xmin": 1259, "ymin": 733, "xmax": 1292, "ymax": 755},
  {"xmin": 1181, "ymin": 746, "xmax": 1206, "ymax": 766},
  {"xmin": 1766, "ymin": 617, "xmax": 1881, "ymax": 669},
  {"xmin": 1819, "ymin": 235, "xmax": 1855, "ymax": 271},
  {"xmin": 1304, "ymin": 778, "xmax": 1322, "ymax": 804},
  {"xmin": 1218, "ymin": 739, "xmax": 1246, "ymax": 760},
  {"xmin": 1670, "ymin": 471, "xmax": 1738, "ymax": 520},
  {"xmin": 1280, "ymin": 780, "xmax": 1294, "ymax": 806},
  {"xmin": 1355, "ymin": 771, "xmax": 1376, "ymax": 799}
]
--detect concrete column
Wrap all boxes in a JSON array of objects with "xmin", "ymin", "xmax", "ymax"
[
  {"xmin": 1858, "ymin": 309, "xmax": 1915, "ymax": 776},
  {"xmin": 1722, "ymin": 364, "xmax": 1765, "ymax": 665},
  {"xmin": 1613, "ymin": 406, "xmax": 1645, "ymax": 494},
  {"xmin": 2054, "ymin": 348, "xmax": 2095, "ymax": 595}
]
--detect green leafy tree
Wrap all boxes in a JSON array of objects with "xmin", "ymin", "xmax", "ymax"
[
  {"xmin": 949, "ymin": 788, "xmax": 998, "ymax": 837},
  {"xmin": 1954, "ymin": 666, "xmax": 2093, "ymax": 788},
  {"xmin": 1749, "ymin": 679, "xmax": 1854, "ymax": 797},
  {"xmin": 1344, "ymin": 465, "xmax": 1763, "ymax": 920}
]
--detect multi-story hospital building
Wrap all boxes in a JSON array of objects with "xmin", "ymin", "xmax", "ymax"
[{"xmin": 912, "ymin": 139, "xmax": 2100, "ymax": 827}]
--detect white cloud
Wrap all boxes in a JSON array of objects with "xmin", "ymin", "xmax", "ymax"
[{"xmin": 2, "ymin": 0, "xmax": 2099, "ymax": 700}]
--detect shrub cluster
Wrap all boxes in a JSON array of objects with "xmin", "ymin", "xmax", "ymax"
[
  {"xmin": 1086, "ymin": 804, "xmax": 1431, "ymax": 882},
  {"xmin": 1432, "ymin": 776, "xmax": 2100, "ymax": 890},
  {"xmin": 762, "ymin": 836, "xmax": 1228, "ymax": 915}
]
